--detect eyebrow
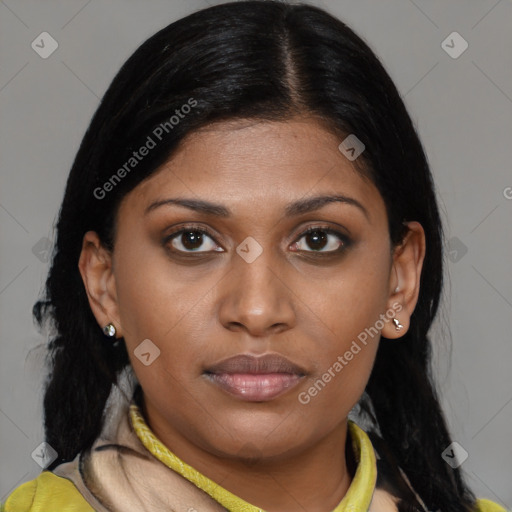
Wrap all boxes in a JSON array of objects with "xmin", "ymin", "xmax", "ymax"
[{"xmin": 145, "ymin": 194, "xmax": 370, "ymax": 221}]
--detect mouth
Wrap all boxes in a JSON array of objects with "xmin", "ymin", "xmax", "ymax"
[{"xmin": 203, "ymin": 353, "xmax": 307, "ymax": 402}]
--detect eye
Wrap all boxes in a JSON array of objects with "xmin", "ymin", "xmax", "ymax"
[
  {"xmin": 291, "ymin": 226, "xmax": 350, "ymax": 253},
  {"xmin": 163, "ymin": 225, "xmax": 350, "ymax": 256},
  {"xmin": 164, "ymin": 227, "xmax": 223, "ymax": 253}
]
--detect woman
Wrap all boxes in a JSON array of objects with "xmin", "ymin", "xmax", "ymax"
[{"xmin": 1, "ymin": 1, "xmax": 506, "ymax": 511}]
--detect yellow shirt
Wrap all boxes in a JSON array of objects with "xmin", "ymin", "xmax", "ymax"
[{"xmin": 2, "ymin": 404, "xmax": 507, "ymax": 512}]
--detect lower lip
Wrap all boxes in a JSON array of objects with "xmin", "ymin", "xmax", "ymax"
[{"xmin": 205, "ymin": 373, "xmax": 303, "ymax": 401}]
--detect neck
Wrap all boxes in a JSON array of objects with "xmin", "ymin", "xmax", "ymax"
[{"xmin": 141, "ymin": 399, "xmax": 355, "ymax": 512}]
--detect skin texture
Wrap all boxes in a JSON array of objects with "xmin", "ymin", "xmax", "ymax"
[{"xmin": 79, "ymin": 117, "xmax": 425, "ymax": 512}]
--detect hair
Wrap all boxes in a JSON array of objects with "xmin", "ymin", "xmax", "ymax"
[{"xmin": 34, "ymin": 1, "xmax": 477, "ymax": 510}]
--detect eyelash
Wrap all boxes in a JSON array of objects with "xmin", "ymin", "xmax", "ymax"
[{"xmin": 163, "ymin": 224, "xmax": 351, "ymax": 256}]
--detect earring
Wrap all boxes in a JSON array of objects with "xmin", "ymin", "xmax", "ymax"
[
  {"xmin": 103, "ymin": 322, "xmax": 116, "ymax": 338},
  {"xmin": 393, "ymin": 318, "xmax": 403, "ymax": 331}
]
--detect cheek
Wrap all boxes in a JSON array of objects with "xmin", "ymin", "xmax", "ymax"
[
  {"xmin": 295, "ymin": 250, "xmax": 391, "ymax": 405},
  {"xmin": 114, "ymin": 237, "xmax": 196, "ymax": 333},
  {"xmin": 297, "ymin": 315, "xmax": 380, "ymax": 425},
  {"xmin": 302, "ymin": 247, "xmax": 391, "ymax": 345},
  {"xmin": 113, "ymin": 244, "xmax": 219, "ymax": 379},
  {"xmin": 114, "ymin": 249, "xmax": 173, "ymax": 339}
]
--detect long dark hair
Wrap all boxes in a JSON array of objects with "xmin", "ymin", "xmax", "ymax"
[{"xmin": 34, "ymin": 1, "xmax": 476, "ymax": 510}]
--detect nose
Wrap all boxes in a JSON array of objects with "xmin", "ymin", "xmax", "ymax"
[{"xmin": 217, "ymin": 248, "xmax": 297, "ymax": 337}]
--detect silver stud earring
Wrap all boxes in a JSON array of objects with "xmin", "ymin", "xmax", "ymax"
[
  {"xmin": 393, "ymin": 318, "xmax": 403, "ymax": 331},
  {"xmin": 103, "ymin": 322, "xmax": 116, "ymax": 338}
]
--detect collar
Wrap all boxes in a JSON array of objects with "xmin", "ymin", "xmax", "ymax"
[{"xmin": 129, "ymin": 403, "xmax": 377, "ymax": 512}]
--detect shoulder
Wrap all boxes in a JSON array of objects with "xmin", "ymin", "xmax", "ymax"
[
  {"xmin": 366, "ymin": 430, "xmax": 508, "ymax": 512},
  {"xmin": 475, "ymin": 498, "xmax": 509, "ymax": 512},
  {"xmin": 1, "ymin": 471, "xmax": 94, "ymax": 512}
]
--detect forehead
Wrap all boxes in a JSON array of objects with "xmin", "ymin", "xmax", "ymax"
[
  {"xmin": 168, "ymin": 117, "xmax": 363, "ymax": 182},
  {"xmin": 121, "ymin": 117, "xmax": 385, "ymax": 222}
]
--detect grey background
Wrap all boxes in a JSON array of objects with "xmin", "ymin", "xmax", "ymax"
[{"xmin": 1, "ymin": 0, "xmax": 511, "ymax": 506}]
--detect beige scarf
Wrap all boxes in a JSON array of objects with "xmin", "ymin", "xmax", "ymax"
[{"xmin": 53, "ymin": 373, "xmax": 399, "ymax": 511}]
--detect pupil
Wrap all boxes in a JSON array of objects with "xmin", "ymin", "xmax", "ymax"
[
  {"xmin": 182, "ymin": 231, "xmax": 203, "ymax": 250},
  {"xmin": 307, "ymin": 230, "xmax": 327, "ymax": 250}
]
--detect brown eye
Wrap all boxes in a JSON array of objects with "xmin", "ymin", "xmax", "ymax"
[
  {"xmin": 304, "ymin": 229, "xmax": 328, "ymax": 251},
  {"xmin": 165, "ymin": 228, "xmax": 223, "ymax": 253},
  {"xmin": 292, "ymin": 227, "xmax": 349, "ymax": 253}
]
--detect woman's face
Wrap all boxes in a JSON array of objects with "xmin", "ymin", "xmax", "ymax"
[{"xmin": 81, "ymin": 117, "xmax": 424, "ymax": 463}]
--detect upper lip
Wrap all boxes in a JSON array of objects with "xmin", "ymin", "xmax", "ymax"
[{"xmin": 204, "ymin": 353, "xmax": 307, "ymax": 376}]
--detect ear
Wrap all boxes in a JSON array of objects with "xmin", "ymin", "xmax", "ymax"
[
  {"xmin": 78, "ymin": 231, "xmax": 122, "ymax": 338},
  {"xmin": 381, "ymin": 221, "xmax": 426, "ymax": 340}
]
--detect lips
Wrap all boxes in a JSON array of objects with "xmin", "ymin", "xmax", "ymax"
[
  {"xmin": 204, "ymin": 354, "xmax": 307, "ymax": 402},
  {"xmin": 205, "ymin": 353, "xmax": 307, "ymax": 375}
]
